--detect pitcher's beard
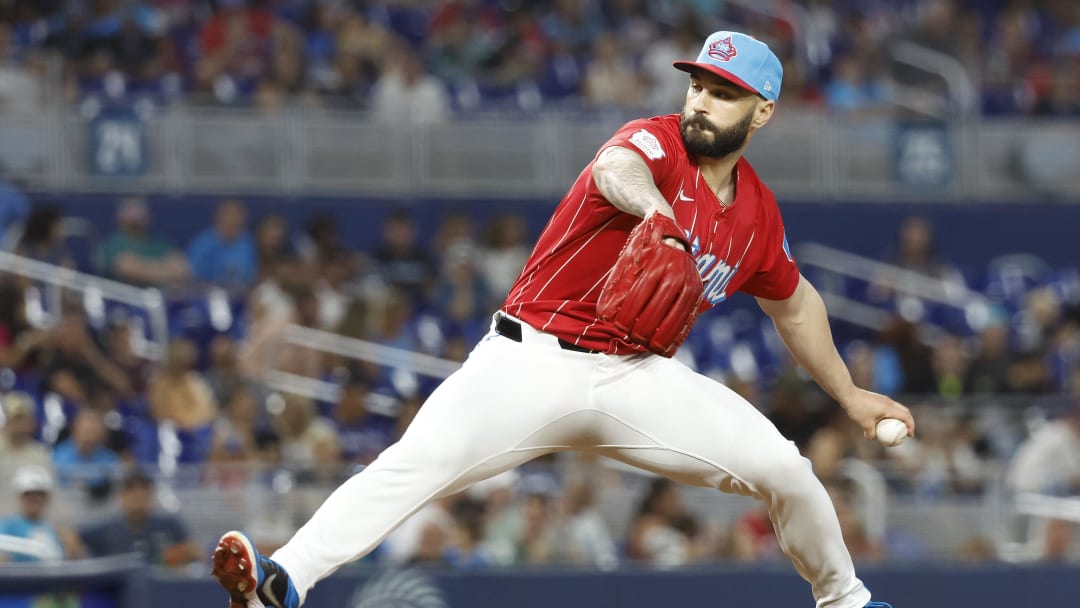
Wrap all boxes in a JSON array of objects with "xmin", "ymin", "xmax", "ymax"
[{"xmin": 680, "ymin": 108, "xmax": 754, "ymax": 158}]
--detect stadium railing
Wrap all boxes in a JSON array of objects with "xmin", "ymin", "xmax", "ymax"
[
  {"xmin": 0, "ymin": 250, "xmax": 168, "ymax": 360},
  {"xmin": 2, "ymin": 107, "xmax": 1079, "ymax": 200}
]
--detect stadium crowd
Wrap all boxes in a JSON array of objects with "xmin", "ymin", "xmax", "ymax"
[
  {"xmin": 0, "ymin": 0, "xmax": 1079, "ymax": 577},
  {"xmin": 0, "ymin": 192, "xmax": 1077, "ymax": 568},
  {"xmin": 0, "ymin": 0, "xmax": 1077, "ymax": 117}
]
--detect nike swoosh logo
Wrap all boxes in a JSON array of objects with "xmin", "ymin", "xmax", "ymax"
[
  {"xmin": 677, "ymin": 187, "xmax": 694, "ymax": 202},
  {"xmin": 261, "ymin": 573, "xmax": 285, "ymax": 608}
]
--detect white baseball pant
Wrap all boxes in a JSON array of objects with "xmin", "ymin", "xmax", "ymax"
[{"xmin": 270, "ymin": 313, "xmax": 872, "ymax": 608}]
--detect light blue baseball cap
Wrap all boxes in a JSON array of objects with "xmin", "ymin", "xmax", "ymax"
[{"xmin": 673, "ymin": 31, "xmax": 783, "ymax": 101}]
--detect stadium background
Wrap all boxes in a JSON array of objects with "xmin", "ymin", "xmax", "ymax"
[{"xmin": 0, "ymin": 0, "xmax": 1079, "ymax": 606}]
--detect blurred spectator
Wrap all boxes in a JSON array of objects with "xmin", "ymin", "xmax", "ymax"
[
  {"xmin": 382, "ymin": 495, "xmax": 457, "ymax": 565},
  {"xmin": 893, "ymin": 405, "xmax": 986, "ymax": 497},
  {"xmin": 316, "ymin": 248, "xmax": 356, "ymax": 331},
  {"xmin": 931, "ymin": 334, "xmax": 970, "ymax": 399},
  {"xmin": 331, "ymin": 11, "xmax": 394, "ymax": 100},
  {"xmin": 431, "ymin": 212, "xmax": 475, "ymax": 259},
  {"xmin": 844, "ymin": 340, "xmax": 902, "ymax": 396},
  {"xmin": 52, "ymin": 409, "xmax": 122, "ymax": 491},
  {"xmin": 627, "ymin": 477, "xmax": 711, "ymax": 567},
  {"xmin": 39, "ymin": 307, "xmax": 133, "ymax": 405},
  {"xmin": 515, "ymin": 491, "xmax": 558, "ymax": 565},
  {"xmin": 1006, "ymin": 374, "xmax": 1080, "ymax": 560},
  {"xmin": 297, "ymin": 213, "xmax": 345, "ymax": 269},
  {"xmin": 0, "ymin": 392, "xmax": 52, "ymax": 511},
  {"xmin": 805, "ymin": 419, "xmax": 852, "ymax": 484},
  {"xmin": 0, "ymin": 281, "xmax": 43, "ymax": 369},
  {"xmin": 0, "ymin": 23, "xmax": 43, "ymax": 117},
  {"xmin": 2, "ymin": 0, "xmax": 1078, "ymax": 117},
  {"xmin": 426, "ymin": 1, "xmax": 496, "ymax": 87},
  {"xmin": 0, "ymin": 179, "xmax": 29, "ymax": 247},
  {"xmin": 204, "ymin": 335, "xmax": 247, "ymax": 406},
  {"xmin": 484, "ymin": 475, "xmax": 562, "ymax": 566},
  {"xmin": 1015, "ymin": 287, "xmax": 1065, "ymax": 355},
  {"xmin": 731, "ymin": 503, "xmax": 781, "ymax": 562},
  {"xmin": 888, "ymin": 216, "xmax": 962, "ymax": 283},
  {"xmin": 556, "ymin": 478, "xmax": 618, "ymax": 569},
  {"xmin": 640, "ymin": 19, "xmax": 702, "ymax": 113},
  {"xmin": 16, "ymin": 205, "xmax": 74, "ymax": 268},
  {"xmin": 1007, "ymin": 383, "xmax": 1080, "ymax": 497},
  {"xmin": 103, "ymin": 318, "xmax": 150, "ymax": 397},
  {"xmin": 187, "ymin": 198, "xmax": 258, "ymax": 288},
  {"xmin": 826, "ymin": 479, "xmax": 886, "ymax": 562},
  {"xmin": 80, "ymin": 469, "xmax": 200, "ymax": 567},
  {"xmin": 273, "ymin": 394, "xmax": 340, "ymax": 477},
  {"xmin": 241, "ymin": 285, "xmax": 327, "ymax": 380},
  {"xmin": 249, "ymin": 252, "xmax": 306, "ymax": 324},
  {"xmin": 373, "ymin": 211, "xmax": 436, "ymax": 306},
  {"xmin": 876, "ymin": 317, "xmax": 937, "ymax": 395},
  {"xmin": 0, "ymin": 465, "xmax": 80, "ymax": 563},
  {"xmin": 99, "ymin": 196, "xmax": 190, "ymax": 287},
  {"xmin": 478, "ymin": 214, "xmax": 530, "ymax": 303},
  {"xmin": 765, "ymin": 370, "xmax": 833, "ymax": 450},
  {"xmin": 370, "ymin": 44, "xmax": 450, "ymax": 126},
  {"xmin": 195, "ymin": 0, "xmax": 276, "ymax": 97},
  {"xmin": 582, "ymin": 32, "xmax": 645, "ymax": 110},
  {"xmin": 824, "ymin": 54, "xmax": 886, "ymax": 114},
  {"xmin": 208, "ymin": 385, "xmax": 261, "ymax": 464},
  {"xmin": 253, "ymin": 213, "xmax": 292, "ymax": 277},
  {"xmin": 435, "ymin": 243, "xmax": 489, "ymax": 328},
  {"xmin": 148, "ymin": 338, "xmax": 218, "ymax": 432},
  {"xmin": 541, "ymin": 0, "xmax": 601, "ymax": 56},
  {"xmin": 445, "ymin": 496, "xmax": 492, "ymax": 568},
  {"xmin": 332, "ymin": 376, "xmax": 395, "ymax": 466},
  {"xmin": 964, "ymin": 318, "xmax": 1014, "ymax": 394}
]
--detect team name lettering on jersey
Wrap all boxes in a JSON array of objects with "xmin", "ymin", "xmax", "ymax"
[
  {"xmin": 686, "ymin": 228, "xmax": 755, "ymax": 305},
  {"xmin": 696, "ymin": 253, "xmax": 738, "ymax": 304}
]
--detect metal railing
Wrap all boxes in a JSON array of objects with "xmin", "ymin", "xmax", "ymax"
[
  {"xmin": 2, "ymin": 106, "xmax": 1080, "ymax": 201},
  {"xmin": 886, "ymin": 41, "xmax": 979, "ymax": 118},
  {"xmin": 264, "ymin": 323, "xmax": 462, "ymax": 403},
  {"xmin": 0, "ymin": 251, "xmax": 169, "ymax": 360},
  {"xmin": 796, "ymin": 241, "xmax": 991, "ymax": 335}
]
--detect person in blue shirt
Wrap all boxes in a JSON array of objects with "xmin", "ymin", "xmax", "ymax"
[
  {"xmin": 52, "ymin": 409, "xmax": 123, "ymax": 492},
  {"xmin": 0, "ymin": 465, "xmax": 77, "ymax": 563},
  {"xmin": 187, "ymin": 198, "xmax": 258, "ymax": 288}
]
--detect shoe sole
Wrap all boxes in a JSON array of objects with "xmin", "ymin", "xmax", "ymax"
[{"xmin": 211, "ymin": 530, "xmax": 259, "ymax": 607}]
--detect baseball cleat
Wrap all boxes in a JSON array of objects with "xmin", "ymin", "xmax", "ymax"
[
  {"xmin": 864, "ymin": 603, "xmax": 893, "ymax": 608},
  {"xmin": 211, "ymin": 530, "xmax": 300, "ymax": 608}
]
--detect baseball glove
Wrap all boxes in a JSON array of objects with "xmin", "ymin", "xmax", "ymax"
[{"xmin": 597, "ymin": 213, "xmax": 704, "ymax": 357}]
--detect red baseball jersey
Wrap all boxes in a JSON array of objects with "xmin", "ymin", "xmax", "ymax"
[{"xmin": 502, "ymin": 113, "xmax": 800, "ymax": 355}]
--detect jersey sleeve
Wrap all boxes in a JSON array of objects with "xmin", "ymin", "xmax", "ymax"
[
  {"xmin": 599, "ymin": 118, "xmax": 682, "ymax": 185},
  {"xmin": 739, "ymin": 217, "xmax": 800, "ymax": 301}
]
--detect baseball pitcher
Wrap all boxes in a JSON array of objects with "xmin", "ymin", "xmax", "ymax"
[{"xmin": 213, "ymin": 31, "xmax": 913, "ymax": 608}]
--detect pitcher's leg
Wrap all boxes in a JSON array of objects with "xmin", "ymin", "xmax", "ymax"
[
  {"xmin": 593, "ymin": 356, "xmax": 871, "ymax": 608},
  {"xmin": 270, "ymin": 337, "xmax": 594, "ymax": 603}
]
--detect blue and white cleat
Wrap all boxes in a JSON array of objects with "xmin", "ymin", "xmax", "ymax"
[
  {"xmin": 211, "ymin": 531, "xmax": 300, "ymax": 608},
  {"xmin": 865, "ymin": 603, "xmax": 893, "ymax": 608}
]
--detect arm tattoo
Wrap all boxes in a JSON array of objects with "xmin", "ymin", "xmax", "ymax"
[{"xmin": 592, "ymin": 147, "xmax": 674, "ymax": 219}]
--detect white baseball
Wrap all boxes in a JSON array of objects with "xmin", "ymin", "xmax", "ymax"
[{"xmin": 875, "ymin": 418, "xmax": 908, "ymax": 447}]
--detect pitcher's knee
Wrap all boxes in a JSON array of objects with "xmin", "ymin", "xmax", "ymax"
[{"xmin": 747, "ymin": 450, "xmax": 820, "ymax": 500}]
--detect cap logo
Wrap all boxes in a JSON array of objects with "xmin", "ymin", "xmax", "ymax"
[{"xmin": 707, "ymin": 36, "xmax": 737, "ymax": 62}]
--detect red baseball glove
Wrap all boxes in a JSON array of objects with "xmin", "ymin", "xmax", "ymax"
[{"xmin": 597, "ymin": 213, "xmax": 704, "ymax": 357}]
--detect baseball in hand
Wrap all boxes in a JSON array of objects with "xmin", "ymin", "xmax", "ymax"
[{"xmin": 875, "ymin": 418, "xmax": 908, "ymax": 447}]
